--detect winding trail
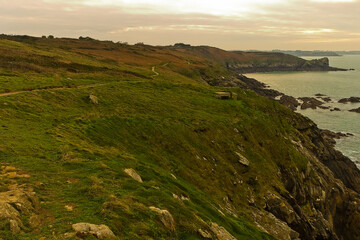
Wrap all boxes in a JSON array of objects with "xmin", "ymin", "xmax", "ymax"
[
  {"xmin": 0, "ymin": 83, "xmax": 106, "ymax": 98},
  {"xmin": 151, "ymin": 66, "xmax": 159, "ymax": 77}
]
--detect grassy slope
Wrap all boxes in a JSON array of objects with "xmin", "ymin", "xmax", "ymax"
[{"xmin": 0, "ymin": 37, "xmax": 311, "ymax": 239}]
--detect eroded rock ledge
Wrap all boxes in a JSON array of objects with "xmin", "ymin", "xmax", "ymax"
[{"xmin": 0, "ymin": 165, "xmax": 42, "ymax": 235}]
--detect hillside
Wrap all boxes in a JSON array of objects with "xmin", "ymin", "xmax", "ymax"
[{"xmin": 0, "ymin": 35, "xmax": 359, "ymax": 240}]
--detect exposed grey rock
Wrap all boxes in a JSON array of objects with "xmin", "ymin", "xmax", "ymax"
[
  {"xmin": 265, "ymin": 194, "xmax": 296, "ymax": 224},
  {"xmin": 89, "ymin": 94, "xmax": 99, "ymax": 104},
  {"xmin": 72, "ymin": 222, "xmax": 116, "ymax": 239},
  {"xmin": 63, "ymin": 232, "xmax": 77, "ymax": 238},
  {"xmin": 198, "ymin": 229, "xmax": 212, "ymax": 239},
  {"xmin": 278, "ymin": 95, "xmax": 300, "ymax": 111},
  {"xmin": 149, "ymin": 206, "xmax": 175, "ymax": 231},
  {"xmin": 124, "ymin": 168, "xmax": 143, "ymax": 183},
  {"xmin": 320, "ymin": 97, "xmax": 331, "ymax": 102},
  {"xmin": 251, "ymin": 209, "xmax": 298, "ymax": 240},
  {"xmin": 299, "ymin": 97, "xmax": 323, "ymax": 110},
  {"xmin": 210, "ymin": 222, "xmax": 236, "ymax": 240},
  {"xmin": 0, "ymin": 202, "xmax": 20, "ymax": 220},
  {"xmin": 339, "ymin": 97, "xmax": 360, "ymax": 103},
  {"xmin": 0, "ymin": 187, "xmax": 40, "ymax": 234},
  {"xmin": 235, "ymin": 152, "xmax": 249, "ymax": 166},
  {"xmin": 349, "ymin": 107, "xmax": 360, "ymax": 113}
]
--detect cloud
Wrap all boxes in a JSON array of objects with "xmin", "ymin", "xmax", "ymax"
[
  {"xmin": 45, "ymin": 0, "xmax": 285, "ymax": 15},
  {"xmin": 0, "ymin": 0, "xmax": 359, "ymax": 50},
  {"xmin": 311, "ymin": 0, "xmax": 357, "ymax": 2}
]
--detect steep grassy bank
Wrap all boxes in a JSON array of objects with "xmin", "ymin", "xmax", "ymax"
[{"xmin": 0, "ymin": 35, "xmax": 359, "ymax": 240}]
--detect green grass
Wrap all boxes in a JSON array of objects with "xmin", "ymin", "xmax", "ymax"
[{"xmin": 0, "ymin": 36, "xmax": 315, "ymax": 239}]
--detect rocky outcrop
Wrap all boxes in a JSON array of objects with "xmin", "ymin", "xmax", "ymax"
[
  {"xmin": 229, "ymin": 57, "xmax": 346, "ymax": 73},
  {"xmin": 339, "ymin": 97, "xmax": 360, "ymax": 103},
  {"xmin": 278, "ymin": 95, "xmax": 300, "ymax": 111},
  {"xmin": 321, "ymin": 129, "xmax": 354, "ymax": 145},
  {"xmin": 318, "ymin": 96, "xmax": 331, "ymax": 102},
  {"xmin": 198, "ymin": 228, "xmax": 212, "ymax": 239},
  {"xmin": 0, "ymin": 166, "xmax": 41, "ymax": 235},
  {"xmin": 349, "ymin": 107, "xmax": 360, "ymax": 113},
  {"xmin": 71, "ymin": 223, "xmax": 116, "ymax": 239},
  {"xmin": 298, "ymin": 97, "xmax": 324, "ymax": 110},
  {"xmin": 89, "ymin": 94, "xmax": 99, "ymax": 104},
  {"xmin": 235, "ymin": 151, "xmax": 250, "ymax": 166},
  {"xmin": 251, "ymin": 209, "xmax": 300, "ymax": 240},
  {"xmin": 212, "ymin": 72, "xmax": 360, "ymax": 239},
  {"xmin": 210, "ymin": 223, "xmax": 237, "ymax": 240},
  {"xmin": 124, "ymin": 168, "xmax": 143, "ymax": 183},
  {"xmin": 149, "ymin": 206, "xmax": 175, "ymax": 231},
  {"xmin": 272, "ymin": 115, "xmax": 360, "ymax": 239}
]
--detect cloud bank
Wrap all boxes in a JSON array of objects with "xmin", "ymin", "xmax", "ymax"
[{"xmin": 0, "ymin": 0, "xmax": 359, "ymax": 50}]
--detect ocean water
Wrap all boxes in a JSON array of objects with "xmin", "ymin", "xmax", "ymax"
[{"xmin": 247, "ymin": 55, "xmax": 360, "ymax": 164}]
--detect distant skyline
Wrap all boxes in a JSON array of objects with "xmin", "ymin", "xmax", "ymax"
[{"xmin": 1, "ymin": 0, "xmax": 359, "ymax": 50}]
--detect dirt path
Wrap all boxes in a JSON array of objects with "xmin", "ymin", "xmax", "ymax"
[
  {"xmin": 0, "ymin": 83, "xmax": 106, "ymax": 97},
  {"xmin": 151, "ymin": 66, "xmax": 159, "ymax": 77}
]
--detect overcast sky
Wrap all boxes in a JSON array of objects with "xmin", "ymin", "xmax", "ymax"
[{"xmin": 1, "ymin": 0, "xmax": 359, "ymax": 50}]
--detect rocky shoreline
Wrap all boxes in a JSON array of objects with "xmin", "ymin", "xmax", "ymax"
[{"xmin": 210, "ymin": 72, "xmax": 360, "ymax": 239}]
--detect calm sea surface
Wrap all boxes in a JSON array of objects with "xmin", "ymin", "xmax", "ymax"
[{"xmin": 247, "ymin": 55, "xmax": 360, "ymax": 163}]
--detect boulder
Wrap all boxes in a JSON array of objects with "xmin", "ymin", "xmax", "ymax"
[
  {"xmin": 0, "ymin": 202, "xmax": 20, "ymax": 220},
  {"xmin": 0, "ymin": 189, "xmax": 40, "ymax": 234},
  {"xmin": 349, "ymin": 107, "xmax": 360, "ymax": 113},
  {"xmin": 72, "ymin": 222, "xmax": 116, "ymax": 239},
  {"xmin": 235, "ymin": 152, "xmax": 250, "ymax": 166},
  {"xmin": 124, "ymin": 168, "xmax": 143, "ymax": 183},
  {"xmin": 210, "ymin": 223, "xmax": 237, "ymax": 240},
  {"xmin": 298, "ymin": 97, "xmax": 323, "ymax": 110},
  {"xmin": 89, "ymin": 94, "xmax": 99, "ymax": 104},
  {"xmin": 265, "ymin": 195, "xmax": 296, "ymax": 224},
  {"xmin": 320, "ymin": 97, "xmax": 331, "ymax": 102},
  {"xmin": 339, "ymin": 97, "xmax": 360, "ymax": 103},
  {"xmin": 251, "ymin": 209, "xmax": 299, "ymax": 240},
  {"xmin": 278, "ymin": 95, "xmax": 300, "ymax": 111},
  {"xmin": 149, "ymin": 206, "xmax": 175, "ymax": 231}
]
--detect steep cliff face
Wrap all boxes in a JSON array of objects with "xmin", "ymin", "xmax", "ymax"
[
  {"xmin": 273, "ymin": 115, "xmax": 360, "ymax": 239},
  {"xmin": 206, "ymin": 72, "xmax": 360, "ymax": 240}
]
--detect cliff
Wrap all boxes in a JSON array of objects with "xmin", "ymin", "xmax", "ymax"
[
  {"xmin": 228, "ymin": 55, "xmax": 345, "ymax": 73},
  {"xmin": 270, "ymin": 50, "xmax": 341, "ymax": 57},
  {"xmin": 169, "ymin": 44, "xmax": 346, "ymax": 73},
  {"xmin": 0, "ymin": 35, "xmax": 359, "ymax": 240}
]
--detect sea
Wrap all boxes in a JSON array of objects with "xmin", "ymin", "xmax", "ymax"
[{"xmin": 247, "ymin": 55, "xmax": 360, "ymax": 165}]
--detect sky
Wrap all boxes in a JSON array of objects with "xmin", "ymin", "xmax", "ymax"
[{"xmin": 0, "ymin": 0, "xmax": 359, "ymax": 50}]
